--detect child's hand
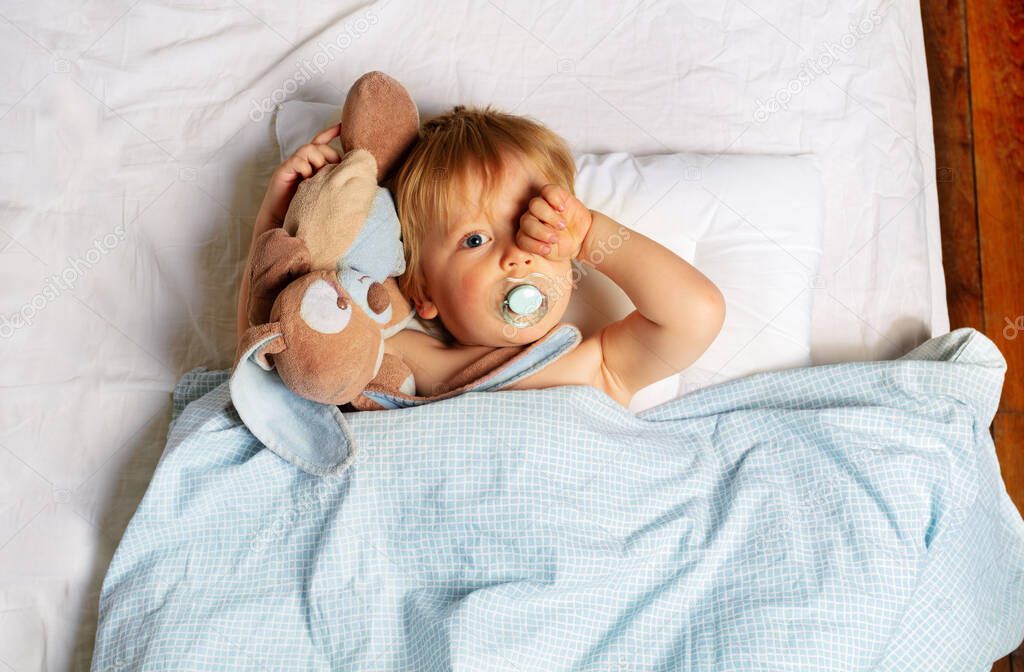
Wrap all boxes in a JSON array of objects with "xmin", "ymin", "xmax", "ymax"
[
  {"xmin": 260, "ymin": 124, "xmax": 342, "ymax": 226},
  {"xmin": 516, "ymin": 184, "xmax": 594, "ymax": 262}
]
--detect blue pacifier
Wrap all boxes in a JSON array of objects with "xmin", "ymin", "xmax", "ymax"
[{"xmin": 493, "ymin": 272, "xmax": 557, "ymax": 328}]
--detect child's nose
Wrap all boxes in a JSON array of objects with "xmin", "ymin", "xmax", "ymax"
[{"xmin": 500, "ymin": 241, "xmax": 534, "ymax": 273}]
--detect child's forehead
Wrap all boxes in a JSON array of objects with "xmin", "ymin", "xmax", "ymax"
[{"xmin": 448, "ymin": 152, "xmax": 543, "ymax": 219}]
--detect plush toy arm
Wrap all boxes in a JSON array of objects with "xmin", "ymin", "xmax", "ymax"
[
  {"xmin": 349, "ymin": 353, "xmax": 415, "ymax": 410},
  {"xmin": 245, "ymin": 228, "xmax": 312, "ymax": 330}
]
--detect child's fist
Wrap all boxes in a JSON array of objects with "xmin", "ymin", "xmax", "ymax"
[
  {"xmin": 261, "ymin": 124, "xmax": 343, "ymax": 226},
  {"xmin": 516, "ymin": 184, "xmax": 593, "ymax": 262},
  {"xmin": 274, "ymin": 124, "xmax": 342, "ymax": 184}
]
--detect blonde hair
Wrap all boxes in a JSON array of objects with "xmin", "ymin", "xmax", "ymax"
[{"xmin": 392, "ymin": 104, "xmax": 576, "ymax": 343}]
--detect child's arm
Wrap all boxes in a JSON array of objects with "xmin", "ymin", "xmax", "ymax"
[
  {"xmin": 517, "ymin": 186, "xmax": 726, "ymax": 398},
  {"xmin": 579, "ymin": 210, "xmax": 725, "ymax": 394},
  {"xmin": 235, "ymin": 125, "xmax": 342, "ymax": 345}
]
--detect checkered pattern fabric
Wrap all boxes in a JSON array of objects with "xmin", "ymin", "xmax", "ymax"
[{"xmin": 92, "ymin": 328, "xmax": 1024, "ymax": 670}]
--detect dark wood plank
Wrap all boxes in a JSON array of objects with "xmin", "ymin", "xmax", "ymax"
[
  {"xmin": 921, "ymin": 0, "xmax": 984, "ymax": 333},
  {"xmin": 924, "ymin": 3, "xmax": 1022, "ymax": 669},
  {"xmin": 966, "ymin": 0, "xmax": 1024, "ymax": 414},
  {"xmin": 966, "ymin": 10, "xmax": 1024, "ymax": 662},
  {"xmin": 965, "ymin": 2, "xmax": 1024, "ymax": 668}
]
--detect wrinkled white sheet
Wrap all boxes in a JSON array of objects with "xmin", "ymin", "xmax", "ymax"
[{"xmin": 0, "ymin": 1, "xmax": 945, "ymax": 669}]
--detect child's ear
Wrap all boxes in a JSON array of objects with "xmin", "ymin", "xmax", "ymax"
[
  {"xmin": 415, "ymin": 298, "xmax": 439, "ymax": 320},
  {"xmin": 411, "ymin": 278, "xmax": 439, "ymax": 319}
]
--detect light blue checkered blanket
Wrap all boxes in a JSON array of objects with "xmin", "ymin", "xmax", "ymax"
[{"xmin": 91, "ymin": 328, "xmax": 1024, "ymax": 670}]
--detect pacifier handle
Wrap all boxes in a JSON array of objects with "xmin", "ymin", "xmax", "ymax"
[{"xmin": 505, "ymin": 284, "xmax": 544, "ymax": 318}]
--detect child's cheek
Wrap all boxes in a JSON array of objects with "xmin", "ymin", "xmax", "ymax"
[
  {"xmin": 457, "ymin": 274, "xmax": 479, "ymax": 297},
  {"xmin": 455, "ymin": 275, "xmax": 486, "ymax": 313}
]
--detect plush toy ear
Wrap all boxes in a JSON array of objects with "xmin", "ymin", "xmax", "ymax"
[
  {"xmin": 235, "ymin": 320, "xmax": 286, "ymax": 370},
  {"xmin": 246, "ymin": 227, "xmax": 312, "ymax": 328},
  {"xmin": 340, "ymin": 71, "xmax": 420, "ymax": 182},
  {"xmin": 228, "ymin": 316, "xmax": 357, "ymax": 478}
]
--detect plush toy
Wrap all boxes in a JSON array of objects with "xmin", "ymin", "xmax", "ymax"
[{"xmin": 235, "ymin": 71, "xmax": 420, "ymax": 405}]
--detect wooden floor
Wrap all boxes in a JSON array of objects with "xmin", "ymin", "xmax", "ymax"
[{"xmin": 921, "ymin": 0, "xmax": 1024, "ymax": 669}]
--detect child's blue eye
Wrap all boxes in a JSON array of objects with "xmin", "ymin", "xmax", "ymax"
[{"xmin": 460, "ymin": 232, "xmax": 491, "ymax": 249}]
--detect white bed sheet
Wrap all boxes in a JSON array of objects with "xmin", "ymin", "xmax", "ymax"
[{"xmin": 0, "ymin": 1, "xmax": 946, "ymax": 669}]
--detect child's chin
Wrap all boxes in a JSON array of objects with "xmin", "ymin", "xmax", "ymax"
[{"xmin": 497, "ymin": 320, "xmax": 556, "ymax": 346}]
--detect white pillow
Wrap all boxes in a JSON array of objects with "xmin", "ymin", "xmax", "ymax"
[
  {"xmin": 571, "ymin": 152, "xmax": 824, "ymax": 412},
  {"xmin": 274, "ymin": 101, "xmax": 824, "ymax": 413}
]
